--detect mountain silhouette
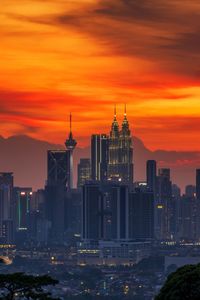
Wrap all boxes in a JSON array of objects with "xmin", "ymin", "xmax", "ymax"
[{"xmin": 0, "ymin": 135, "xmax": 199, "ymax": 192}]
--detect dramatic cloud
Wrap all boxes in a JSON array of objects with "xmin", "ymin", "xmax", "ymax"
[{"xmin": 0, "ymin": 0, "xmax": 200, "ymax": 150}]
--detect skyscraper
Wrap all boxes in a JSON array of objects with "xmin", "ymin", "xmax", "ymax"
[
  {"xmin": 185, "ymin": 185, "xmax": 196, "ymax": 198},
  {"xmin": 110, "ymin": 184, "xmax": 129, "ymax": 240},
  {"xmin": 45, "ymin": 184, "xmax": 65, "ymax": 244},
  {"xmin": 65, "ymin": 113, "xmax": 77, "ymax": 189},
  {"xmin": 82, "ymin": 182, "xmax": 129, "ymax": 241},
  {"xmin": 107, "ymin": 106, "xmax": 120, "ymax": 182},
  {"xmin": 118, "ymin": 105, "xmax": 133, "ymax": 183},
  {"xmin": 196, "ymin": 169, "xmax": 200, "ymax": 200},
  {"xmin": 177, "ymin": 195, "xmax": 200, "ymax": 241},
  {"xmin": 0, "ymin": 173, "xmax": 14, "ymax": 241},
  {"xmin": 13, "ymin": 187, "xmax": 32, "ymax": 231},
  {"xmin": 47, "ymin": 150, "xmax": 70, "ymax": 187},
  {"xmin": 155, "ymin": 168, "xmax": 172, "ymax": 240},
  {"xmin": 129, "ymin": 189, "xmax": 154, "ymax": 240},
  {"xmin": 91, "ymin": 134, "xmax": 108, "ymax": 182},
  {"xmin": 108, "ymin": 105, "xmax": 133, "ymax": 184},
  {"xmin": 77, "ymin": 158, "xmax": 91, "ymax": 188},
  {"xmin": 146, "ymin": 160, "xmax": 157, "ymax": 193},
  {"xmin": 46, "ymin": 150, "xmax": 70, "ymax": 244},
  {"xmin": 65, "ymin": 189, "xmax": 82, "ymax": 238},
  {"xmin": 82, "ymin": 182, "xmax": 103, "ymax": 240},
  {"xmin": 12, "ymin": 187, "xmax": 32, "ymax": 244}
]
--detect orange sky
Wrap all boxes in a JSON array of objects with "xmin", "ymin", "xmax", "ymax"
[{"xmin": 1, "ymin": 0, "xmax": 200, "ymax": 150}]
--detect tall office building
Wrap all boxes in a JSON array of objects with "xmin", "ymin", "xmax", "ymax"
[
  {"xmin": 196, "ymin": 169, "xmax": 200, "ymax": 200},
  {"xmin": 82, "ymin": 183, "xmax": 103, "ymax": 240},
  {"xmin": 65, "ymin": 189, "xmax": 82, "ymax": 238},
  {"xmin": 78, "ymin": 159, "xmax": 91, "ymax": 188},
  {"xmin": 2, "ymin": 220, "xmax": 13, "ymax": 244},
  {"xmin": 172, "ymin": 184, "xmax": 181, "ymax": 198},
  {"xmin": 129, "ymin": 189, "xmax": 154, "ymax": 240},
  {"xmin": 177, "ymin": 195, "xmax": 200, "ymax": 241},
  {"xmin": 155, "ymin": 168, "xmax": 172, "ymax": 240},
  {"xmin": 13, "ymin": 187, "xmax": 32, "ymax": 231},
  {"xmin": 82, "ymin": 182, "xmax": 130, "ymax": 242},
  {"xmin": 185, "ymin": 185, "xmax": 196, "ymax": 198},
  {"xmin": 91, "ymin": 134, "xmax": 108, "ymax": 182},
  {"xmin": 108, "ymin": 106, "xmax": 133, "ymax": 184},
  {"xmin": 118, "ymin": 105, "xmax": 133, "ymax": 183},
  {"xmin": 45, "ymin": 183, "xmax": 65, "ymax": 244},
  {"xmin": 146, "ymin": 160, "xmax": 157, "ymax": 193},
  {"xmin": 0, "ymin": 173, "xmax": 14, "ymax": 241},
  {"xmin": 46, "ymin": 150, "xmax": 70, "ymax": 244},
  {"xmin": 107, "ymin": 107, "xmax": 120, "ymax": 181},
  {"xmin": 47, "ymin": 150, "xmax": 70, "ymax": 187},
  {"xmin": 110, "ymin": 185, "xmax": 129, "ymax": 240},
  {"xmin": 31, "ymin": 189, "xmax": 46, "ymax": 213},
  {"xmin": 65, "ymin": 113, "xmax": 77, "ymax": 189}
]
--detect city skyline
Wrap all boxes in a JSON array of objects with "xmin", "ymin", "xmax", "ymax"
[
  {"xmin": 1, "ymin": 0, "xmax": 200, "ymax": 151},
  {"xmin": 1, "ymin": 2, "xmax": 200, "ymax": 299}
]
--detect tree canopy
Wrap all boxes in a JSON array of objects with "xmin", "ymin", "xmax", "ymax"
[
  {"xmin": 0, "ymin": 272, "xmax": 59, "ymax": 300},
  {"xmin": 155, "ymin": 263, "xmax": 200, "ymax": 300}
]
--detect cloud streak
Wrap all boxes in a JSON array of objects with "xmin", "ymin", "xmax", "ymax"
[{"xmin": 0, "ymin": 0, "xmax": 200, "ymax": 150}]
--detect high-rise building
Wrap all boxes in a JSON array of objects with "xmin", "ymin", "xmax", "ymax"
[
  {"xmin": 177, "ymin": 195, "xmax": 200, "ymax": 241},
  {"xmin": 171, "ymin": 184, "xmax": 181, "ymax": 240},
  {"xmin": 82, "ymin": 182, "xmax": 131, "ymax": 242},
  {"xmin": 31, "ymin": 189, "xmax": 46, "ymax": 213},
  {"xmin": 185, "ymin": 185, "xmax": 196, "ymax": 198},
  {"xmin": 91, "ymin": 134, "xmax": 108, "ymax": 182},
  {"xmin": 118, "ymin": 105, "xmax": 133, "ymax": 183},
  {"xmin": 107, "ymin": 106, "xmax": 120, "ymax": 182},
  {"xmin": 155, "ymin": 168, "xmax": 172, "ymax": 240},
  {"xmin": 110, "ymin": 185, "xmax": 129, "ymax": 240},
  {"xmin": 129, "ymin": 189, "xmax": 154, "ymax": 240},
  {"xmin": 146, "ymin": 160, "xmax": 157, "ymax": 193},
  {"xmin": 46, "ymin": 150, "xmax": 70, "ymax": 244},
  {"xmin": 108, "ymin": 106, "xmax": 133, "ymax": 184},
  {"xmin": 172, "ymin": 184, "xmax": 181, "ymax": 198},
  {"xmin": 77, "ymin": 159, "xmax": 91, "ymax": 188},
  {"xmin": 196, "ymin": 169, "xmax": 200, "ymax": 200},
  {"xmin": 65, "ymin": 189, "xmax": 82, "ymax": 238},
  {"xmin": 82, "ymin": 183, "xmax": 103, "ymax": 240},
  {"xmin": 65, "ymin": 113, "xmax": 77, "ymax": 189},
  {"xmin": 2, "ymin": 220, "xmax": 14, "ymax": 244},
  {"xmin": 47, "ymin": 150, "xmax": 70, "ymax": 187},
  {"xmin": 13, "ymin": 187, "xmax": 32, "ymax": 231},
  {"xmin": 0, "ymin": 173, "xmax": 14, "ymax": 240}
]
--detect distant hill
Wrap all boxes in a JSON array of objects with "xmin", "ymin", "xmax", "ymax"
[{"xmin": 0, "ymin": 135, "xmax": 199, "ymax": 192}]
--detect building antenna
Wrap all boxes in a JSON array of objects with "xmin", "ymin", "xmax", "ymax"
[
  {"xmin": 124, "ymin": 103, "xmax": 127, "ymax": 116},
  {"xmin": 114, "ymin": 104, "xmax": 117, "ymax": 119},
  {"xmin": 70, "ymin": 113, "xmax": 72, "ymax": 132}
]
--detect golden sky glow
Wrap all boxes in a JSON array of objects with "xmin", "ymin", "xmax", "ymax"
[{"xmin": 1, "ymin": 0, "xmax": 200, "ymax": 150}]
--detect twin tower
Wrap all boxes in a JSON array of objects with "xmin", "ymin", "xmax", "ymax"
[{"xmin": 91, "ymin": 105, "xmax": 134, "ymax": 184}]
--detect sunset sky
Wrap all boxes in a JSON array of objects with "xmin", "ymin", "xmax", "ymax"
[{"xmin": 1, "ymin": 0, "xmax": 200, "ymax": 150}]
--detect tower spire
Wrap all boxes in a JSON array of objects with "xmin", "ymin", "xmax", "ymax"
[
  {"xmin": 114, "ymin": 104, "xmax": 117, "ymax": 120},
  {"xmin": 122, "ymin": 103, "xmax": 129, "ymax": 133},
  {"xmin": 110, "ymin": 104, "xmax": 119, "ymax": 137},
  {"xmin": 65, "ymin": 113, "xmax": 77, "ymax": 189},
  {"xmin": 70, "ymin": 112, "xmax": 72, "ymax": 132}
]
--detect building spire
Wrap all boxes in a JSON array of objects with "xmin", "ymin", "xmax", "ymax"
[
  {"xmin": 65, "ymin": 113, "xmax": 77, "ymax": 151},
  {"xmin": 70, "ymin": 112, "xmax": 72, "ymax": 133},
  {"xmin": 110, "ymin": 104, "xmax": 119, "ymax": 137},
  {"xmin": 65, "ymin": 113, "xmax": 77, "ymax": 190},
  {"xmin": 122, "ymin": 103, "xmax": 130, "ymax": 133},
  {"xmin": 124, "ymin": 103, "xmax": 127, "ymax": 117},
  {"xmin": 114, "ymin": 104, "xmax": 117, "ymax": 120}
]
